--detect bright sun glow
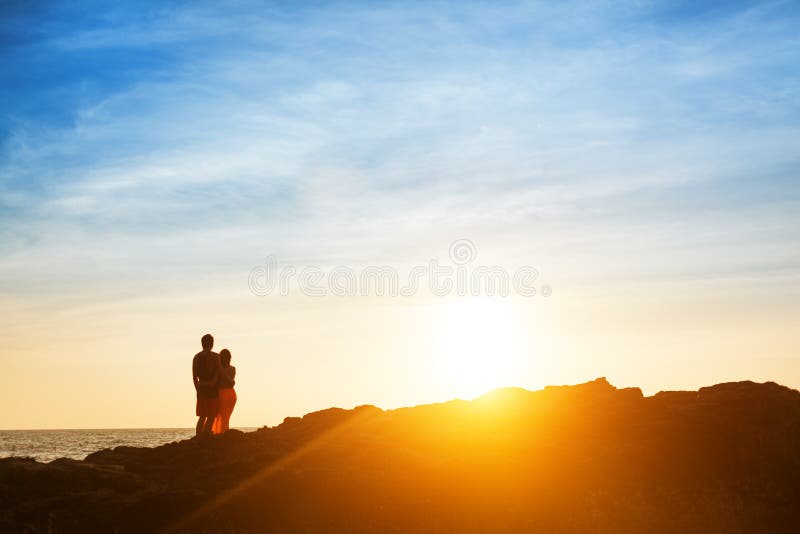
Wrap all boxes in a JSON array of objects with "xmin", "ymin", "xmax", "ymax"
[{"xmin": 436, "ymin": 298, "xmax": 523, "ymax": 399}]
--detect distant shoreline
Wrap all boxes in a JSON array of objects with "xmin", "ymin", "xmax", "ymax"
[{"xmin": 0, "ymin": 428, "xmax": 257, "ymax": 463}]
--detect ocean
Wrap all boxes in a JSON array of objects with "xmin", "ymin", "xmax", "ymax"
[{"xmin": 0, "ymin": 428, "xmax": 255, "ymax": 462}]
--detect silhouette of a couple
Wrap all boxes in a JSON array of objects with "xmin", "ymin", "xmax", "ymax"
[{"xmin": 192, "ymin": 334, "xmax": 237, "ymax": 436}]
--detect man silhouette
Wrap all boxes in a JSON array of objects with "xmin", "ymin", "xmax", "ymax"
[{"xmin": 192, "ymin": 334, "xmax": 220, "ymax": 436}]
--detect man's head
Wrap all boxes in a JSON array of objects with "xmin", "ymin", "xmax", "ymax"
[{"xmin": 201, "ymin": 334, "xmax": 214, "ymax": 350}]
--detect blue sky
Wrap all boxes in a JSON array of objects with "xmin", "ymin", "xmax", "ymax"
[
  {"xmin": 3, "ymin": 2, "xmax": 798, "ymax": 281},
  {"xmin": 1, "ymin": 0, "xmax": 799, "ymax": 292},
  {"xmin": 2, "ymin": 0, "xmax": 800, "ymax": 427}
]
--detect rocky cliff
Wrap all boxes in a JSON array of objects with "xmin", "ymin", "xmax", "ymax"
[{"xmin": 2, "ymin": 378, "xmax": 799, "ymax": 533}]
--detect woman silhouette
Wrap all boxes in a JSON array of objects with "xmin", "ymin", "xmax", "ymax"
[{"xmin": 212, "ymin": 349, "xmax": 237, "ymax": 434}]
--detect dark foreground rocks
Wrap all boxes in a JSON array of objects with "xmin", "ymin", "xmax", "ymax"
[{"xmin": 2, "ymin": 378, "xmax": 800, "ymax": 533}]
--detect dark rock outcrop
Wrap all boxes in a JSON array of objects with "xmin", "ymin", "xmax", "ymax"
[{"xmin": 2, "ymin": 378, "xmax": 799, "ymax": 533}]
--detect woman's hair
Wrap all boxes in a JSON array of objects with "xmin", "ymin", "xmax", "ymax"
[{"xmin": 220, "ymin": 348, "xmax": 232, "ymax": 366}]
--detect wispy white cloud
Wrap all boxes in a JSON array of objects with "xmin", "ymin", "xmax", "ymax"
[{"xmin": 1, "ymin": 0, "xmax": 798, "ymax": 298}]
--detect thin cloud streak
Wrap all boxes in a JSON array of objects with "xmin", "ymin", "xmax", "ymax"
[{"xmin": 1, "ymin": 0, "xmax": 798, "ymax": 294}]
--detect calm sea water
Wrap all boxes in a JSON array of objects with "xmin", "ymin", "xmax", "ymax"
[{"xmin": 0, "ymin": 428, "xmax": 255, "ymax": 462}]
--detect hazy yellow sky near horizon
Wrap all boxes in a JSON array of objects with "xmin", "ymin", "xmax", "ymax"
[{"xmin": 4, "ymin": 267, "xmax": 798, "ymax": 429}]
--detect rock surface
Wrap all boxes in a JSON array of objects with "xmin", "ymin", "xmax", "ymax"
[{"xmin": 2, "ymin": 378, "xmax": 800, "ymax": 533}]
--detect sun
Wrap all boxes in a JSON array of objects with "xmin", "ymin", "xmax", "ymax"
[{"xmin": 436, "ymin": 298, "xmax": 523, "ymax": 399}]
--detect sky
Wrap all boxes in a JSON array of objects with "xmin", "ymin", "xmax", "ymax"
[{"xmin": 1, "ymin": 0, "xmax": 799, "ymax": 429}]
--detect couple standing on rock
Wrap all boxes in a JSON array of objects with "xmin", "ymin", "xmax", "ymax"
[{"xmin": 192, "ymin": 334, "xmax": 237, "ymax": 436}]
